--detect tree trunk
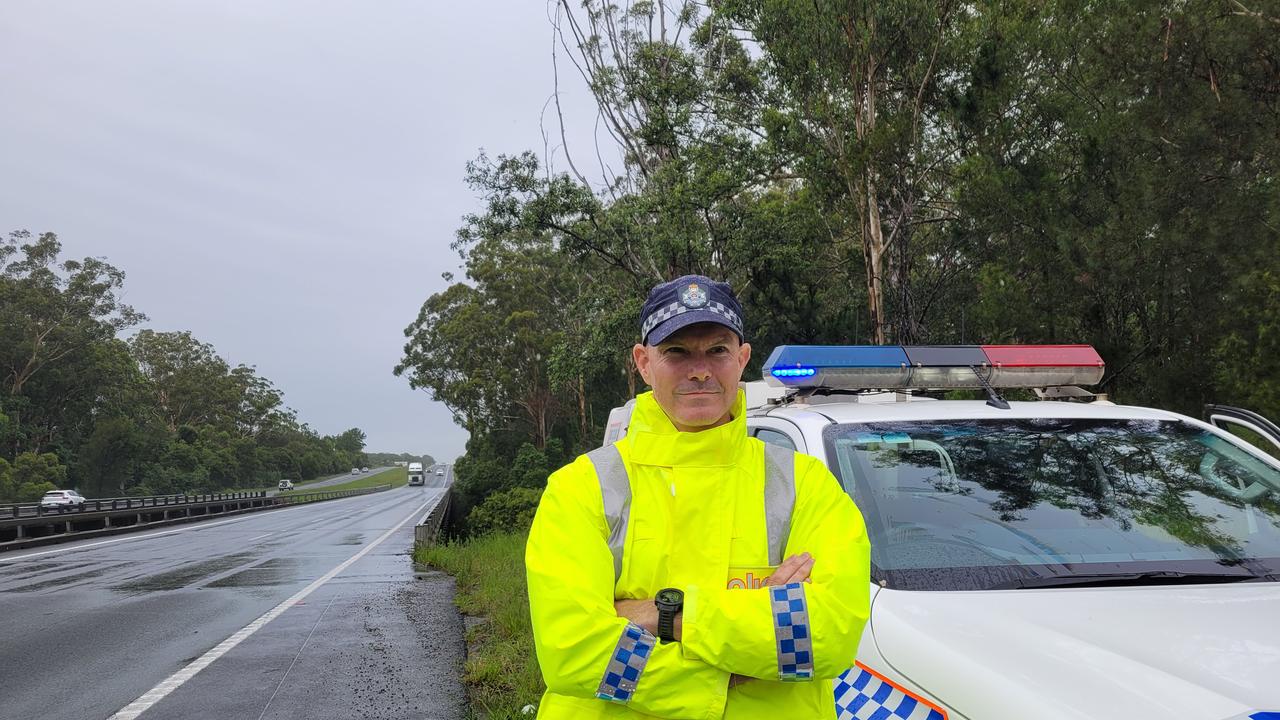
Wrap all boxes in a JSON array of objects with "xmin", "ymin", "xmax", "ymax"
[
  {"xmin": 864, "ymin": 172, "xmax": 887, "ymax": 344},
  {"xmin": 625, "ymin": 352, "xmax": 637, "ymax": 398},
  {"xmin": 577, "ymin": 374, "xmax": 588, "ymax": 446}
]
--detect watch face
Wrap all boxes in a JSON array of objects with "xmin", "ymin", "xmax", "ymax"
[{"xmin": 656, "ymin": 588, "xmax": 683, "ymax": 605}]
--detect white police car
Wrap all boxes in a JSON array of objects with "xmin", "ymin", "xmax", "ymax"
[{"xmin": 614, "ymin": 345, "xmax": 1280, "ymax": 720}]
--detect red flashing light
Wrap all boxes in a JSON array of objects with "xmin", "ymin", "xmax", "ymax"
[{"xmin": 981, "ymin": 345, "xmax": 1105, "ymax": 368}]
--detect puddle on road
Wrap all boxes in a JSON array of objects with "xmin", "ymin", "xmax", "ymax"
[
  {"xmin": 5, "ymin": 564, "xmax": 127, "ymax": 593},
  {"xmin": 111, "ymin": 552, "xmax": 259, "ymax": 592},
  {"xmin": 206, "ymin": 557, "xmax": 303, "ymax": 588},
  {"xmin": 337, "ymin": 533, "xmax": 364, "ymax": 546},
  {"xmin": 0, "ymin": 561, "xmax": 95, "ymax": 581}
]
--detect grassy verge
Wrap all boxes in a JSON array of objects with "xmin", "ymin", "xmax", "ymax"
[
  {"xmin": 215, "ymin": 468, "xmax": 401, "ymax": 495},
  {"xmin": 293, "ymin": 467, "xmax": 407, "ymax": 494},
  {"xmin": 416, "ymin": 532, "xmax": 544, "ymax": 719}
]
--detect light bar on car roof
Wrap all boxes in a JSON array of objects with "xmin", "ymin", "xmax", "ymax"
[{"xmin": 762, "ymin": 344, "xmax": 1104, "ymax": 390}]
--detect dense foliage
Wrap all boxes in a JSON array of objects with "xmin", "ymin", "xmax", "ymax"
[
  {"xmin": 366, "ymin": 452, "xmax": 437, "ymax": 467},
  {"xmin": 397, "ymin": 0, "xmax": 1279, "ymax": 535},
  {"xmin": 0, "ymin": 230, "xmax": 369, "ymax": 502}
]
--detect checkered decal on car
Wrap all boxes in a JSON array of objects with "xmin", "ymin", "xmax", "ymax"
[
  {"xmin": 833, "ymin": 665, "xmax": 947, "ymax": 720},
  {"xmin": 595, "ymin": 622, "xmax": 655, "ymax": 703},
  {"xmin": 640, "ymin": 300, "xmax": 742, "ymax": 339},
  {"xmin": 770, "ymin": 582, "xmax": 814, "ymax": 681}
]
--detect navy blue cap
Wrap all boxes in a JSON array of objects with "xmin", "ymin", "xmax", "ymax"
[{"xmin": 640, "ymin": 274, "xmax": 745, "ymax": 345}]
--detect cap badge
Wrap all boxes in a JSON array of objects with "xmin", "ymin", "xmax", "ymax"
[{"xmin": 680, "ymin": 282, "xmax": 709, "ymax": 308}]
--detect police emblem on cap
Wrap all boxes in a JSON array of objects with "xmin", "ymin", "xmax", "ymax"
[{"xmin": 679, "ymin": 282, "xmax": 709, "ymax": 308}]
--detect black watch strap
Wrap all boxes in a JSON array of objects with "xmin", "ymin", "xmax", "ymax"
[
  {"xmin": 654, "ymin": 588, "xmax": 683, "ymax": 643},
  {"xmin": 657, "ymin": 608, "xmax": 676, "ymax": 643}
]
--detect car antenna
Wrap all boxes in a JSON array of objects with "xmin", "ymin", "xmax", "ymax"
[{"xmin": 970, "ymin": 365, "xmax": 1010, "ymax": 410}]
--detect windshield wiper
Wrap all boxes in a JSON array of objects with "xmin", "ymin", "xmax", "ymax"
[{"xmin": 993, "ymin": 570, "xmax": 1273, "ymax": 590}]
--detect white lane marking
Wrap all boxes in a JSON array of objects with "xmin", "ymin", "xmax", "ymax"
[
  {"xmin": 246, "ymin": 533, "xmax": 273, "ymax": 543},
  {"xmin": 0, "ymin": 488, "xmax": 409, "ymax": 563},
  {"xmin": 107, "ymin": 492, "xmax": 442, "ymax": 720}
]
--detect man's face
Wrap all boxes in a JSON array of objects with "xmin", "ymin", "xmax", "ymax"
[{"xmin": 633, "ymin": 323, "xmax": 752, "ymax": 432}]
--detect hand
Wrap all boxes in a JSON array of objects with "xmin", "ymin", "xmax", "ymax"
[
  {"xmin": 764, "ymin": 552, "xmax": 814, "ymax": 587},
  {"xmin": 613, "ymin": 598, "xmax": 682, "ymax": 641}
]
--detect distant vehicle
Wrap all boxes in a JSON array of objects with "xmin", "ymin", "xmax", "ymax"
[
  {"xmin": 350, "ymin": 467, "xmax": 360, "ymax": 475},
  {"xmin": 361, "ymin": 466, "xmax": 369, "ymax": 472},
  {"xmin": 277, "ymin": 479, "xmax": 294, "ymax": 491},
  {"xmin": 40, "ymin": 490, "xmax": 86, "ymax": 512},
  {"xmin": 408, "ymin": 462, "xmax": 424, "ymax": 486},
  {"xmin": 436, "ymin": 468, "xmax": 444, "ymax": 477}
]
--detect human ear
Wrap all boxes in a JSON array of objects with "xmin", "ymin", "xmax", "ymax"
[{"xmin": 633, "ymin": 343, "xmax": 651, "ymax": 385}]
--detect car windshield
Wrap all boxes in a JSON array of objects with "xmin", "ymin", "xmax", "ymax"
[{"xmin": 825, "ymin": 419, "xmax": 1280, "ymax": 591}]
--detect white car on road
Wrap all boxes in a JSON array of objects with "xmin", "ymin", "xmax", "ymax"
[
  {"xmin": 610, "ymin": 344, "xmax": 1280, "ymax": 719},
  {"xmin": 40, "ymin": 489, "xmax": 86, "ymax": 512}
]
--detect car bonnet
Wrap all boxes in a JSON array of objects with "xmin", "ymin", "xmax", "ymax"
[{"xmin": 869, "ymin": 583, "xmax": 1280, "ymax": 719}]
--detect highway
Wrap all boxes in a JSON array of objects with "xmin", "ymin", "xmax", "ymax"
[
  {"xmin": 266, "ymin": 466, "xmax": 395, "ymax": 496},
  {"xmin": 0, "ymin": 474, "xmax": 463, "ymax": 720}
]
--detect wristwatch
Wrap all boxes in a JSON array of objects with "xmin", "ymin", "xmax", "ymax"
[{"xmin": 654, "ymin": 588, "xmax": 684, "ymax": 643}]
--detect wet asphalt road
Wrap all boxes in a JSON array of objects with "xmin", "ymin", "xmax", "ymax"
[
  {"xmin": 266, "ymin": 466, "xmax": 392, "ymax": 496},
  {"xmin": 0, "ymin": 479, "xmax": 465, "ymax": 720}
]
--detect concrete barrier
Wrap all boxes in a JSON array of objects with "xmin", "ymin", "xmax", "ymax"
[{"xmin": 414, "ymin": 489, "xmax": 452, "ymax": 545}]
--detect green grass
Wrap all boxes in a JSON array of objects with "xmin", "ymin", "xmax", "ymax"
[
  {"xmin": 215, "ymin": 468, "xmax": 402, "ymax": 496},
  {"xmin": 416, "ymin": 532, "xmax": 544, "ymax": 719},
  {"xmin": 293, "ymin": 467, "xmax": 407, "ymax": 494}
]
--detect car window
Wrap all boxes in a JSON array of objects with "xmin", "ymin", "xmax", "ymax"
[
  {"xmin": 754, "ymin": 428, "xmax": 797, "ymax": 451},
  {"xmin": 1217, "ymin": 422, "xmax": 1280, "ymax": 461},
  {"xmin": 826, "ymin": 419, "xmax": 1280, "ymax": 591}
]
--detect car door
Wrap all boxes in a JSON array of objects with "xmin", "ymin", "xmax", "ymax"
[
  {"xmin": 747, "ymin": 417, "xmax": 807, "ymax": 454},
  {"xmin": 1205, "ymin": 404, "xmax": 1280, "ymax": 461}
]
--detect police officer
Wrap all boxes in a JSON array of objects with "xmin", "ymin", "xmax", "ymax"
[{"xmin": 526, "ymin": 275, "xmax": 870, "ymax": 719}]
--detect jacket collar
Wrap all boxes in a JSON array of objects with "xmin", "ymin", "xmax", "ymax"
[{"xmin": 625, "ymin": 389, "xmax": 748, "ymax": 468}]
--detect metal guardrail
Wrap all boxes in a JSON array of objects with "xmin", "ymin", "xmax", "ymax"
[
  {"xmin": 1, "ymin": 491, "xmax": 269, "ymax": 519},
  {"xmin": 414, "ymin": 488, "xmax": 451, "ymax": 545},
  {"xmin": 0, "ymin": 483, "xmax": 395, "ymax": 549},
  {"xmin": 275, "ymin": 485, "xmax": 392, "ymax": 506}
]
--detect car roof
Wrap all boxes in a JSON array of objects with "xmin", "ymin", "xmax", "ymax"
[{"xmin": 749, "ymin": 398, "xmax": 1189, "ymax": 426}]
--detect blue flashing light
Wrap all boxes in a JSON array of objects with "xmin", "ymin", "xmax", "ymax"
[
  {"xmin": 771, "ymin": 367, "xmax": 817, "ymax": 378},
  {"xmin": 763, "ymin": 345, "xmax": 912, "ymax": 389}
]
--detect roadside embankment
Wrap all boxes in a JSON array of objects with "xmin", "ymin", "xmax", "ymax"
[{"xmin": 416, "ymin": 532, "xmax": 543, "ymax": 719}]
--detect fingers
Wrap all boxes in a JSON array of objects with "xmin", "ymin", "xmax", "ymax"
[{"xmin": 764, "ymin": 552, "xmax": 814, "ymax": 586}]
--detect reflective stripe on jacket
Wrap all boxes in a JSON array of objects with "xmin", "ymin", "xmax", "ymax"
[{"xmin": 526, "ymin": 390, "xmax": 871, "ymax": 719}]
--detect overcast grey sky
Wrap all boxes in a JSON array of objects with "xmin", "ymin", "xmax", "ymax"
[{"xmin": 1, "ymin": 1, "xmax": 607, "ymax": 462}]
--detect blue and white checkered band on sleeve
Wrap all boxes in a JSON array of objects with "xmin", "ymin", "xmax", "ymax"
[
  {"xmin": 595, "ymin": 622, "xmax": 655, "ymax": 704},
  {"xmin": 770, "ymin": 582, "xmax": 814, "ymax": 681},
  {"xmin": 833, "ymin": 666, "xmax": 947, "ymax": 720},
  {"xmin": 639, "ymin": 299, "xmax": 743, "ymax": 340}
]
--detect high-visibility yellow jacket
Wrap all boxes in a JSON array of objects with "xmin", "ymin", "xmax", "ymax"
[{"xmin": 526, "ymin": 390, "xmax": 871, "ymax": 719}]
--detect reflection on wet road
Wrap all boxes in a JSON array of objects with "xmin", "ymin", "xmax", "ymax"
[{"xmin": 0, "ymin": 483, "xmax": 465, "ymax": 720}]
